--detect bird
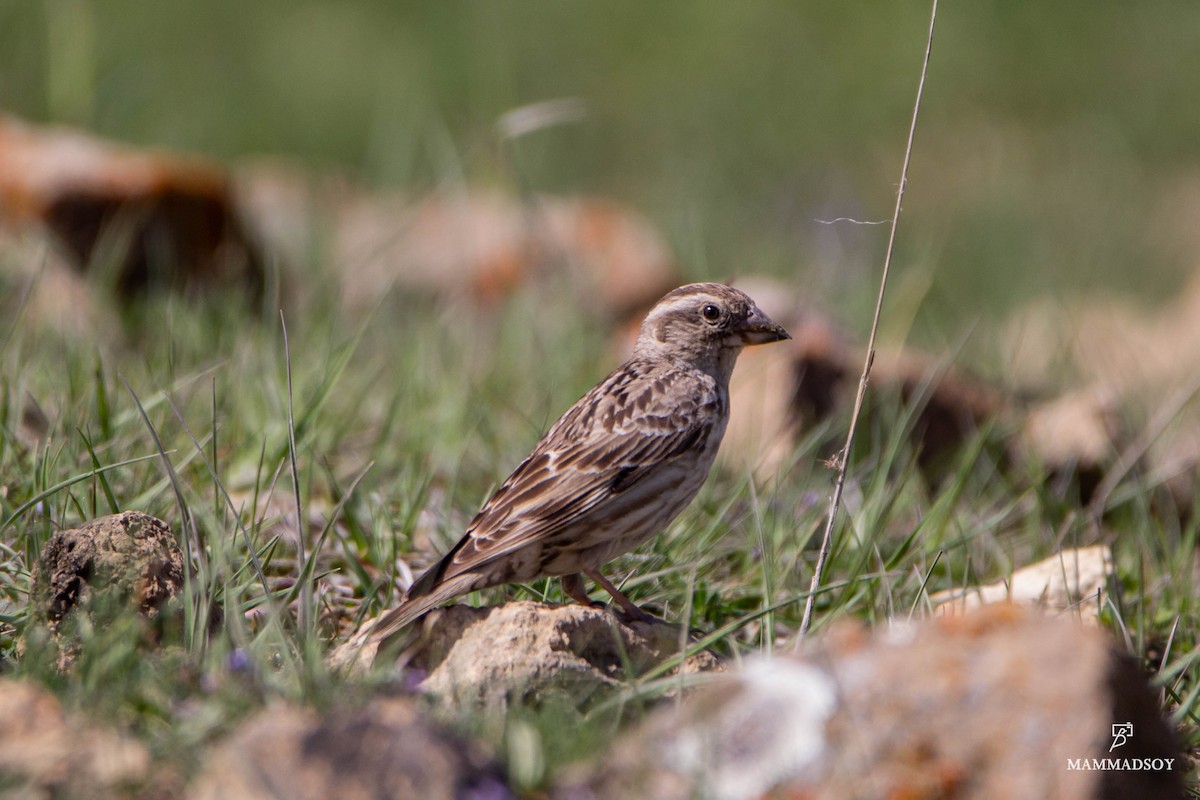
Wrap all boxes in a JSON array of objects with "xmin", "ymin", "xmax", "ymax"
[{"xmin": 365, "ymin": 282, "xmax": 790, "ymax": 645}]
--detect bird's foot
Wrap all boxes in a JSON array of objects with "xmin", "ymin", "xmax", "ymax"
[
  {"xmin": 582, "ymin": 567, "xmax": 662, "ymax": 624},
  {"xmin": 613, "ymin": 604, "xmax": 660, "ymax": 625}
]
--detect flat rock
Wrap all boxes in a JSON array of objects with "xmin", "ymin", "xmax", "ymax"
[{"xmin": 930, "ymin": 545, "xmax": 1112, "ymax": 623}]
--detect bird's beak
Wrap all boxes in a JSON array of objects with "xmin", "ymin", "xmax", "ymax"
[{"xmin": 731, "ymin": 305, "xmax": 791, "ymax": 346}]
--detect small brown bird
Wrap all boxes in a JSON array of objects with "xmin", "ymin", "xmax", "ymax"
[{"xmin": 367, "ymin": 282, "xmax": 790, "ymax": 644}]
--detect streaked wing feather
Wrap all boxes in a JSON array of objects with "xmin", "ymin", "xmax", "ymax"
[{"xmin": 437, "ymin": 363, "xmax": 713, "ymax": 581}]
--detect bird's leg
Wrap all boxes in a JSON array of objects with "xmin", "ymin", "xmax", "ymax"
[
  {"xmin": 561, "ymin": 573, "xmax": 604, "ymax": 609},
  {"xmin": 584, "ymin": 567, "xmax": 657, "ymax": 623}
]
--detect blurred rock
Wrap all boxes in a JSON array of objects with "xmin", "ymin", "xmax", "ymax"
[
  {"xmin": 0, "ymin": 225, "xmax": 122, "ymax": 342},
  {"xmin": 718, "ymin": 288, "xmax": 1010, "ymax": 482},
  {"xmin": 233, "ymin": 160, "xmax": 681, "ymax": 317},
  {"xmin": 785, "ymin": 306, "xmax": 855, "ymax": 427},
  {"xmin": 561, "ymin": 656, "xmax": 836, "ymax": 800},
  {"xmin": 334, "ymin": 188, "xmax": 525, "ymax": 308},
  {"xmin": 714, "ymin": 279, "xmax": 1133, "ymax": 497},
  {"xmin": 559, "ymin": 606, "xmax": 1184, "ymax": 800},
  {"xmin": 1003, "ymin": 275, "xmax": 1200, "ymax": 402},
  {"xmin": 874, "ymin": 348, "xmax": 1010, "ymax": 474},
  {"xmin": 1012, "ymin": 388, "xmax": 1121, "ymax": 502},
  {"xmin": 930, "ymin": 545, "xmax": 1112, "ymax": 623},
  {"xmin": 722, "ymin": 344, "xmax": 804, "ymax": 481},
  {"xmin": 716, "ymin": 278, "xmax": 850, "ymax": 480},
  {"xmin": 334, "ymin": 601, "xmax": 720, "ymax": 712},
  {"xmin": 336, "ymin": 189, "xmax": 678, "ymax": 316},
  {"xmin": 13, "ymin": 390, "xmax": 53, "ymax": 451},
  {"xmin": 232, "ymin": 158, "xmax": 339, "ymax": 274},
  {"xmin": 1152, "ymin": 424, "xmax": 1200, "ymax": 518},
  {"xmin": 0, "ymin": 679, "xmax": 160, "ymax": 799},
  {"xmin": 0, "ymin": 114, "xmax": 263, "ymax": 298},
  {"xmin": 190, "ymin": 693, "xmax": 510, "ymax": 800},
  {"xmin": 1001, "ymin": 274, "xmax": 1200, "ymax": 511},
  {"xmin": 29, "ymin": 510, "xmax": 184, "ymax": 669},
  {"xmin": 539, "ymin": 196, "xmax": 680, "ymax": 318}
]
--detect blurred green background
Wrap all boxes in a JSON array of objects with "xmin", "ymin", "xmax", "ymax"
[{"xmin": 3, "ymin": 1, "xmax": 1198, "ymax": 343}]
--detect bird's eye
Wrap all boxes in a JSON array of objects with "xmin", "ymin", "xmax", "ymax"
[{"xmin": 701, "ymin": 303, "xmax": 722, "ymax": 323}]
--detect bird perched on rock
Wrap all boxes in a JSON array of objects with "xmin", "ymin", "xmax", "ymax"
[{"xmin": 366, "ymin": 282, "xmax": 790, "ymax": 645}]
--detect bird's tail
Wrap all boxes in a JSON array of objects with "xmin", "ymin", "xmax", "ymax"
[{"xmin": 364, "ymin": 571, "xmax": 482, "ymax": 645}]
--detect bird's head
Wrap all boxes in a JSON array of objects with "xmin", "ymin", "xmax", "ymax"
[{"xmin": 633, "ymin": 283, "xmax": 791, "ymax": 369}]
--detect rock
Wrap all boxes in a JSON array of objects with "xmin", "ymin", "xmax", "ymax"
[
  {"xmin": 0, "ymin": 678, "xmax": 158, "ymax": 799},
  {"xmin": 718, "ymin": 296, "xmax": 1010, "ymax": 483},
  {"xmin": 324, "ymin": 186, "xmax": 679, "ymax": 315},
  {"xmin": 0, "ymin": 114, "xmax": 263, "ymax": 298},
  {"xmin": 536, "ymin": 196, "xmax": 679, "ymax": 319},
  {"xmin": 29, "ymin": 510, "xmax": 184, "ymax": 668},
  {"xmin": 235, "ymin": 165, "xmax": 682, "ymax": 316},
  {"xmin": 872, "ymin": 348, "xmax": 1010, "ymax": 475},
  {"xmin": 189, "ymin": 693, "xmax": 511, "ymax": 800},
  {"xmin": 0, "ymin": 224, "xmax": 123, "ymax": 343},
  {"xmin": 714, "ymin": 281, "xmax": 1133, "ymax": 497},
  {"xmin": 559, "ymin": 606, "xmax": 1184, "ymax": 800},
  {"xmin": 785, "ymin": 306, "xmax": 855, "ymax": 427},
  {"xmin": 231, "ymin": 158, "xmax": 338, "ymax": 276},
  {"xmin": 1012, "ymin": 388, "xmax": 1121, "ymax": 503},
  {"xmin": 1152, "ymin": 426, "xmax": 1200, "ymax": 519},
  {"xmin": 999, "ymin": 276, "xmax": 1200, "ymax": 514},
  {"xmin": 720, "ymin": 343, "xmax": 803, "ymax": 481},
  {"xmin": 1000, "ymin": 276, "xmax": 1200, "ymax": 404},
  {"xmin": 334, "ymin": 601, "xmax": 721, "ymax": 712},
  {"xmin": 929, "ymin": 545, "xmax": 1112, "ymax": 623},
  {"xmin": 717, "ymin": 284, "xmax": 852, "ymax": 480}
]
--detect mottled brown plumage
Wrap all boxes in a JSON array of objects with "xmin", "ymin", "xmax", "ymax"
[{"xmin": 365, "ymin": 283, "xmax": 790, "ymax": 644}]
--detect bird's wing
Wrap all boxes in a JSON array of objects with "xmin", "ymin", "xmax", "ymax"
[
  {"xmin": 433, "ymin": 361, "xmax": 718, "ymax": 583},
  {"xmin": 365, "ymin": 361, "xmax": 717, "ymax": 645}
]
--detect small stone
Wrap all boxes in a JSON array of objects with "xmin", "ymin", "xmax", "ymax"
[{"xmin": 29, "ymin": 510, "xmax": 184, "ymax": 669}]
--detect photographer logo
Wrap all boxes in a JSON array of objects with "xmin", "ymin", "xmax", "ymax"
[
  {"xmin": 1109, "ymin": 722, "xmax": 1133, "ymax": 752},
  {"xmin": 1066, "ymin": 723, "xmax": 1175, "ymax": 772}
]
